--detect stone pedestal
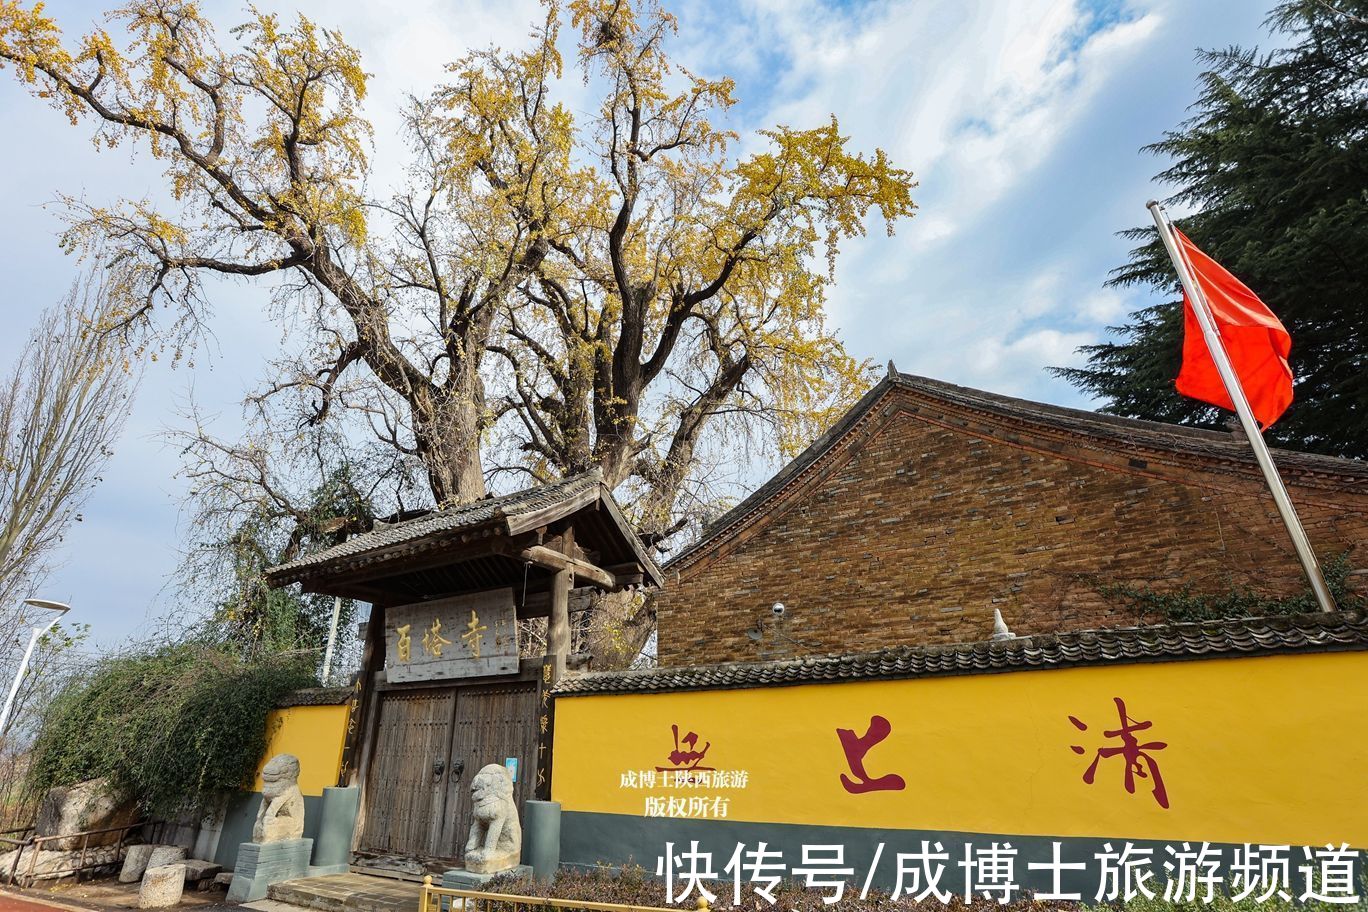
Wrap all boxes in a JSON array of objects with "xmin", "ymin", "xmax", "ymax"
[
  {"xmin": 139, "ymin": 863, "xmax": 186, "ymax": 908},
  {"xmin": 120, "ymin": 844, "xmax": 158, "ymax": 883},
  {"xmin": 442, "ymin": 864, "xmax": 532, "ymax": 890},
  {"xmin": 225, "ymin": 838, "xmax": 313, "ymax": 903},
  {"xmin": 147, "ymin": 845, "xmax": 187, "ymax": 869}
]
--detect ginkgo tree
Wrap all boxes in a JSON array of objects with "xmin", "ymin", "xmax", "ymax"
[
  {"xmin": 493, "ymin": 1, "xmax": 915, "ymax": 539},
  {"xmin": 0, "ymin": 0, "xmax": 915, "ymax": 567}
]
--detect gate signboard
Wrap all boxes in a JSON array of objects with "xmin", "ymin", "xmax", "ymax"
[{"xmin": 385, "ymin": 588, "xmax": 520, "ymax": 682}]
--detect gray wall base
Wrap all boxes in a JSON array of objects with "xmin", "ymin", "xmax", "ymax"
[
  {"xmin": 226, "ymin": 838, "xmax": 313, "ymax": 903},
  {"xmin": 215, "ymin": 793, "xmax": 323, "ymax": 870}
]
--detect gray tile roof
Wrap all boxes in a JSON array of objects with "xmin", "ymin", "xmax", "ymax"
[
  {"xmin": 665, "ymin": 370, "xmax": 1368, "ymax": 571},
  {"xmin": 552, "ymin": 610, "xmax": 1368, "ymax": 696},
  {"xmin": 266, "ymin": 470, "xmax": 607, "ymax": 584}
]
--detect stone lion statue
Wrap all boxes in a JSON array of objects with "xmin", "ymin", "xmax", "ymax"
[
  {"xmin": 253, "ymin": 753, "xmax": 305, "ymax": 843},
  {"xmin": 464, "ymin": 764, "xmax": 521, "ymax": 873}
]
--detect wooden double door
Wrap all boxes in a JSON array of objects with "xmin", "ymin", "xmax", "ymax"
[{"xmin": 359, "ymin": 680, "xmax": 538, "ymax": 865}]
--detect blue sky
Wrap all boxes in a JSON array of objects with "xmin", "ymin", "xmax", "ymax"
[{"xmin": 0, "ymin": 0, "xmax": 1274, "ymax": 648}]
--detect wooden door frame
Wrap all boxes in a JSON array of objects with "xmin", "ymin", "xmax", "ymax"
[
  {"xmin": 354, "ymin": 684, "xmax": 457, "ymax": 860},
  {"xmin": 350, "ymin": 655, "xmax": 544, "ymax": 869},
  {"xmin": 443, "ymin": 676, "xmax": 540, "ymax": 855}
]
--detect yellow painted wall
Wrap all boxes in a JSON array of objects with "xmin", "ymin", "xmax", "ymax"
[
  {"xmin": 252, "ymin": 704, "xmax": 350, "ymax": 796},
  {"xmin": 553, "ymin": 651, "xmax": 1368, "ymax": 848}
]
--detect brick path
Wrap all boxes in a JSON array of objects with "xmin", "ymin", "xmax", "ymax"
[{"xmin": 0, "ymin": 892, "xmax": 95, "ymax": 912}]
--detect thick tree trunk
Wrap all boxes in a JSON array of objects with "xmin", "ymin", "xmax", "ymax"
[{"xmin": 415, "ymin": 377, "xmax": 488, "ymax": 505}]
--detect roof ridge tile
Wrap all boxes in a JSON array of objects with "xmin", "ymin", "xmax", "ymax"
[{"xmin": 554, "ymin": 610, "xmax": 1368, "ymax": 696}]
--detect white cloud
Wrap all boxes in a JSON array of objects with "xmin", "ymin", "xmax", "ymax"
[
  {"xmin": 665, "ymin": 0, "xmax": 1178, "ymax": 407},
  {"xmin": 965, "ymin": 327, "xmax": 1095, "ymax": 394},
  {"xmin": 646, "ymin": 0, "xmax": 1175, "ymax": 415},
  {"xmin": 679, "ymin": 0, "xmax": 1162, "ymax": 249},
  {"xmin": 1078, "ymin": 287, "xmax": 1128, "ymax": 324}
]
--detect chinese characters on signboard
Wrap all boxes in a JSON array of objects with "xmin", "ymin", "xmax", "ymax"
[
  {"xmin": 595, "ymin": 693, "xmax": 1358, "ymax": 907},
  {"xmin": 386, "ymin": 588, "xmax": 519, "ymax": 682}
]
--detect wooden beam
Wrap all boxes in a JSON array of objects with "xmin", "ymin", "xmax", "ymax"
[
  {"xmin": 546, "ymin": 526, "xmax": 573, "ymax": 675},
  {"xmin": 505, "ymin": 484, "xmax": 601, "ymax": 537},
  {"xmin": 547, "ymin": 583, "xmax": 571, "ymax": 675},
  {"xmin": 520, "ymin": 544, "xmax": 617, "ymax": 590}
]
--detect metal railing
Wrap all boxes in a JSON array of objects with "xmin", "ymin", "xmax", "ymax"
[
  {"xmin": 1, "ymin": 820, "xmax": 145, "ymax": 886},
  {"xmin": 420, "ymin": 876, "xmax": 710, "ymax": 912},
  {"xmin": 0, "ymin": 824, "xmax": 34, "ymax": 855}
]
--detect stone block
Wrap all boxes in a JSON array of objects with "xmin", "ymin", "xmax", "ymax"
[
  {"xmin": 182, "ymin": 858, "xmax": 222, "ymax": 884},
  {"xmin": 225, "ymin": 838, "xmax": 312, "ymax": 904},
  {"xmin": 35, "ymin": 778, "xmax": 139, "ymax": 850},
  {"xmin": 523, "ymin": 800, "xmax": 560, "ymax": 883},
  {"xmin": 0, "ymin": 845, "xmax": 121, "ymax": 883},
  {"xmin": 139, "ymin": 863, "xmax": 186, "ymax": 908},
  {"xmin": 442, "ymin": 864, "xmax": 532, "ymax": 890},
  {"xmin": 120, "ymin": 844, "xmax": 157, "ymax": 883},
  {"xmin": 147, "ymin": 845, "xmax": 187, "ymax": 869}
]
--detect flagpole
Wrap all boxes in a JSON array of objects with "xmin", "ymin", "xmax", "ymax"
[{"xmin": 1146, "ymin": 200, "xmax": 1336, "ymax": 613}]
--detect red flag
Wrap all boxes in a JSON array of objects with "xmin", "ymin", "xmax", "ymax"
[{"xmin": 1173, "ymin": 228, "xmax": 1293, "ymax": 428}]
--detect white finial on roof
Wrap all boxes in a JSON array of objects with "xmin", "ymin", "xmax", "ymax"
[{"xmin": 991, "ymin": 607, "xmax": 1014, "ymax": 641}]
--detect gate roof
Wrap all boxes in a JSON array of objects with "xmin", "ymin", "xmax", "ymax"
[{"xmin": 265, "ymin": 470, "xmax": 661, "ymax": 606}]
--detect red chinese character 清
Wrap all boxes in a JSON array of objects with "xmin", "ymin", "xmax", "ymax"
[{"xmin": 1069, "ymin": 697, "xmax": 1169, "ymax": 809}]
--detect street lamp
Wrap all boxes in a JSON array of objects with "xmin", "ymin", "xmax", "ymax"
[{"xmin": 0, "ymin": 599, "xmax": 71, "ymax": 737}]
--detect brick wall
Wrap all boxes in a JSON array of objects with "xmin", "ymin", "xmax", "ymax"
[{"xmin": 656, "ymin": 386, "xmax": 1368, "ymax": 666}]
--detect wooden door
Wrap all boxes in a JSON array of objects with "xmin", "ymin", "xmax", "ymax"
[
  {"xmin": 360, "ymin": 689, "xmax": 457, "ymax": 859},
  {"xmin": 446, "ymin": 681, "xmax": 540, "ymax": 856}
]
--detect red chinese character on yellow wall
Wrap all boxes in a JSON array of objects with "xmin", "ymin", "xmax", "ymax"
[
  {"xmin": 656, "ymin": 723, "xmax": 715, "ymax": 772},
  {"xmin": 1069, "ymin": 697, "xmax": 1170, "ymax": 809},
  {"xmin": 837, "ymin": 714, "xmax": 906, "ymax": 794}
]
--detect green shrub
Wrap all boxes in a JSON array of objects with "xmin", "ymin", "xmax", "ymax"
[
  {"xmin": 1093, "ymin": 552, "xmax": 1363, "ymax": 624},
  {"xmin": 26, "ymin": 643, "xmax": 313, "ymax": 815}
]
